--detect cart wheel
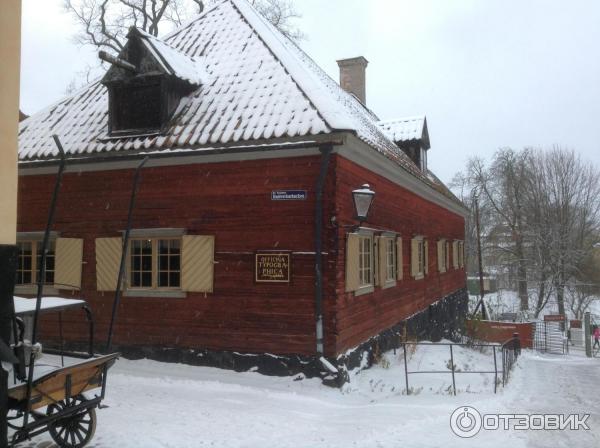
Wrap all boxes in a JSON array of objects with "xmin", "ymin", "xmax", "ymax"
[{"xmin": 47, "ymin": 395, "xmax": 97, "ymax": 448}]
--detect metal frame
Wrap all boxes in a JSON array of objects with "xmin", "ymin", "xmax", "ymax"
[{"xmin": 401, "ymin": 337, "xmax": 521, "ymax": 395}]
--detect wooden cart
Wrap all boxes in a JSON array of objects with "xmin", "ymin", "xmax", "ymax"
[{"xmin": 7, "ymin": 297, "xmax": 119, "ymax": 447}]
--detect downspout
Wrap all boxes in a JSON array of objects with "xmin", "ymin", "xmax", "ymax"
[{"xmin": 314, "ymin": 144, "xmax": 333, "ymax": 356}]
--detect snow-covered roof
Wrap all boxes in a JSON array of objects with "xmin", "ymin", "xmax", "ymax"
[
  {"xmin": 133, "ymin": 28, "xmax": 208, "ymax": 86},
  {"xmin": 377, "ymin": 116, "xmax": 430, "ymax": 148},
  {"xmin": 18, "ymin": 0, "xmax": 458, "ymax": 204}
]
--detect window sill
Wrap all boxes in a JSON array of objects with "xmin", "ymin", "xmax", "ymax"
[
  {"xmin": 413, "ymin": 273, "xmax": 425, "ymax": 281},
  {"xmin": 124, "ymin": 290, "xmax": 187, "ymax": 299},
  {"xmin": 354, "ymin": 285, "xmax": 374, "ymax": 297},
  {"xmin": 14, "ymin": 285, "xmax": 59, "ymax": 296},
  {"xmin": 382, "ymin": 280, "xmax": 397, "ymax": 289}
]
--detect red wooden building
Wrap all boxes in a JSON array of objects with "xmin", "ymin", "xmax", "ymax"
[{"xmin": 17, "ymin": 0, "xmax": 467, "ymax": 375}]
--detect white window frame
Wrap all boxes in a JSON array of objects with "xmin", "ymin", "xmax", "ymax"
[
  {"xmin": 414, "ymin": 236, "xmax": 426, "ymax": 280},
  {"xmin": 385, "ymin": 238, "xmax": 396, "ymax": 283},
  {"xmin": 356, "ymin": 230, "xmax": 374, "ymax": 296},
  {"xmin": 123, "ymin": 228, "xmax": 187, "ymax": 298}
]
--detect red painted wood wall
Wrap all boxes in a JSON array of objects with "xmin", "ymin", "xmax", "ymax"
[{"xmin": 17, "ymin": 152, "xmax": 465, "ymax": 358}]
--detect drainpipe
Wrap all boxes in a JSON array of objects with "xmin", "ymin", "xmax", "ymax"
[{"xmin": 314, "ymin": 145, "xmax": 333, "ymax": 356}]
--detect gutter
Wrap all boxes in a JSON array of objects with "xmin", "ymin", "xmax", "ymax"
[
  {"xmin": 314, "ymin": 144, "xmax": 333, "ymax": 356},
  {"xmin": 18, "ymin": 139, "xmax": 344, "ymax": 171}
]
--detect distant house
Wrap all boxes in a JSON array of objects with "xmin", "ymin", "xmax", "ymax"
[{"xmin": 17, "ymin": 0, "xmax": 467, "ymax": 375}]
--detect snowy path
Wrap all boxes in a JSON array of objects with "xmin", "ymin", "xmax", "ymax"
[
  {"xmin": 501, "ymin": 353, "xmax": 600, "ymax": 448},
  {"xmin": 12, "ymin": 350, "xmax": 598, "ymax": 447}
]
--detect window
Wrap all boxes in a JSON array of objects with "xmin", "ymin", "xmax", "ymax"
[
  {"xmin": 411, "ymin": 237, "xmax": 427, "ymax": 279},
  {"xmin": 358, "ymin": 235, "xmax": 373, "ymax": 287},
  {"xmin": 420, "ymin": 148, "xmax": 428, "ymax": 171},
  {"xmin": 16, "ymin": 240, "xmax": 56, "ymax": 285},
  {"xmin": 345, "ymin": 232, "xmax": 375, "ymax": 294},
  {"xmin": 129, "ymin": 238, "xmax": 181, "ymax": 290},
  {"xmin": 110, "ymin": 82, "xmax": 163, "ymax": 134},
  {"xmin": 96, "ymin": 233, "xmax": 214, "ymax": 295},
  {"xmin": 437, "ymin": 239, "xmax": 447, "ymax": 273},
  {"xmin": 386, "ymin": 238, "xmax": 396, "ymax": 281}
]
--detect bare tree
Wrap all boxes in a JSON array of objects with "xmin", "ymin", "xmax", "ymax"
[
  {"xmin": 467, "ymin": 149, "xmax": 532, "ymax": 311},
  {"xmin": 532, "ymin": 148, "xmax": 600, "ymax": 316},
  {"xmin": 64, "ymin": 0, "xmax": 303, "ymax": 55}
]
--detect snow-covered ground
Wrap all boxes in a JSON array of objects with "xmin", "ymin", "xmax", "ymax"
[{"xmin": 13, "ymin": 343, "xmax": 600, "ymax": 447}]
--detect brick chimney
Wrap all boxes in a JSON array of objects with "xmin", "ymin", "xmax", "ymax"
[{"xmin": 337, "ymin": 56, "xmax": 369, "ymax": 105}]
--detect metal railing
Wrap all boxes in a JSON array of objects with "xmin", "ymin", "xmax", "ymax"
[{"xmin": 401, "ymin": 335, "xmax": 521, "ymax": 395}]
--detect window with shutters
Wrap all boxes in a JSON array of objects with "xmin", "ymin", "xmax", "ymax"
[
  {"xmin": 129, "ymin": 238, "xmax": 181, "ymax": 290},
  {"xmin": 16, "ymin": 240, "xmax": 56, "ymax": 286},
  {"xmin": 96, "ymin": 231, "xmax": 213, "ymax": 296}
]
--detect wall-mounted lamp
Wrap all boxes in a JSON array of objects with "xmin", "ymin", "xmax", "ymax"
[{"xmin": 352, "ymin": 184, "xmax": 375, "ymax": 224}]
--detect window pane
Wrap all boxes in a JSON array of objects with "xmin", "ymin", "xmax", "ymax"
[
  {"xmin": 170, "ymin": 272, "xmax": 180, "ymax": 288},
  {"xmin": 159, "ymin": 272, "xmax": 169, "ymax": 287},
  {"xmin": 142, "ymin": 272, "xmax": 152, "ymax": 287}
]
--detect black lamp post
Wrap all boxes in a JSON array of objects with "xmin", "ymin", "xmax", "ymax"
[{"xmin": 352, "ymin": 184, "xmax": 375, "ymax": 224}]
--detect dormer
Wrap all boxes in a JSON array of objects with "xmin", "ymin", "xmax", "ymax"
[
  {"xmin": 100, "ymin": 27, "xmax": 207, "ymax": 137},
  {"xmin": 377, "ymin": 116, "xmax": 430, "ymax": 172}
]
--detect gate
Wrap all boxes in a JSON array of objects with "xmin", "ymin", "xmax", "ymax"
[{"xmin": 533, "ymin": 321, "xmax": 566, "ymax": 354}]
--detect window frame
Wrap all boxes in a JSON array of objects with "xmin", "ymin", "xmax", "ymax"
[
  {"xmin": 127, "ymin": 237, "xmax": 182, "ymax": 292},
  {"xmin": 15, "ymin": 233, "xmax": 59, "ymax": 295},
  {"xmin": 355, "ymin": 230, "xmax": 375, "ymax": 296},
  {"xmin": 414, "ymin": 236, "xmax": 426, "ymax": 280}
]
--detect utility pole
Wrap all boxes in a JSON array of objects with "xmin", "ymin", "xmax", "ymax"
[
  {"xmin": 473, "ymin": 190, "xmax": 488, "ymax": 320},
  {"xmin": 0, "ymin": 1, "xmax": 22, "ymax": 445}
]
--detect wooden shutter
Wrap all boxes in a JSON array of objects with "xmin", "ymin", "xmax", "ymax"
[
  {"xmin": 378, "ymin": 237, "xmax": 387, "ymax": 286},
  {"xmin": 410, "ymin": 238, "xmax": 419, "ymax": 277},
  {"xmin": 437, "ymin": 240, "xmax": 445, "ymax": 273},
  {"xmin": 424, "ymin": 240, "xmax": 429, "ymax": 275},
  {"xmin": 396, "ymin": 237, "xmax": 403, "ymax": 280},
  {"xmin": 96, "ymin": 237, "xmax": 122, "ymax": 291},
  {"xmin": 453, "ymin": 241, "xmax": 459, "ymax": 269},
  {"xmin": 54, "ymin": 238, "xmax": 83, "ymax": 290},
  {"xmin": 182, "ymin": 235, "xmax": 215, "ymax": 293},
  {"xmin": 345, "ymin": 234, "xmax": 360, "ymax": 292}
]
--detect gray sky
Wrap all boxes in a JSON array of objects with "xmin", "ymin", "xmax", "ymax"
[{"xmin": 20, "ymin": 0, "xmax": 600, "ymax": 184}]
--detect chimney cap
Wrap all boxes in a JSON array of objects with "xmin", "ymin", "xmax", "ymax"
[{"xmin": 336, "ymin": 56, "xmax": 369, "ymax": 68}]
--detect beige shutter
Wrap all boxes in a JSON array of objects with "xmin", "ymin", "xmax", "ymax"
[
  {"xmin": 54, "ymin": 238, "xmax": 84, "ymax": 290},
  {"xmin": 437, "ymin": 240, "xmax": 445, "ymax": 273},
  {"xmin": 410, "ymin": 238, "xmax": 419, "ymax": 277},
  {"xmin": 396, "ymin": 237, "xmax": 403, "ymax": 280},
  {"xmin": 453, "ymin": 241, "xmax": 459, "ymax": 269},
  {"xmin": 182, "ymin": 235, "xmax": 215, "ymax": 293},
  {"xmin": 345, "ymin": 233, "xmax": 360, "ymax": 292},
  {"xmin": 373, "ymin": 237, "xmax": 379, "ymax": 286},
  {"xmin": 96, "ymin": 237, "xmax": 122, "ymax": 291},
  {"xmin": 424, "ymin": 240, "xmax": 429, "ymax": 275},
  {"xmin": 378, "ymin": 237, "xmax": 387, "ymax": 286}
]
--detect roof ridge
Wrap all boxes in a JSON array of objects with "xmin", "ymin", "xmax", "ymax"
[{"xmin": 378, "ymin": 115, "xmax": 426, "ymax": 124}]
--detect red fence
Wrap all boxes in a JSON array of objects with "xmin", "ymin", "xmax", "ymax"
[{"xmin": 466, "ymin": 320, "xmax": 534, "ymax": 348}]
